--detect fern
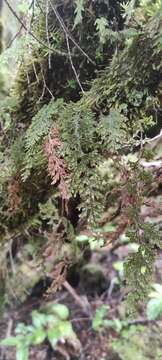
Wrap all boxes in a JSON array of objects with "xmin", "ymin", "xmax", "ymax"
[
  {"xmin": 25, "ymin": 99, "xmax": 64, "ymax": 150},
  {"xmin": 98, "ymin": 109, "xmax": 129, "ymax": 152},
  {"xmin": 74, "ymin": 0, "xmax": 85, "ymax": 28},
  {"xmin": 22, "ymin": 99, "xmax": 64, "ymax": 181},
  {"xmin": 39, "ymin": 195, "xmax": 59, "ymax": 229},
  {"xmin": 95, "ymin": 17, "xmax": 139, "ymax": 45},
  {"xmin": 138, "ymin": 0, "xmax": 162, "ymax": 18},
  {"xmin": 125, "ymin": 223, "xmax": 161, "ymax": 314},
  {"xmin": 121, "ymin": 0, "xmax": 136, "ymax": 24},
  {"xmin": 44, "ymin": 128, "xmax": 69, "ymax": 203},
  {"xmin": 21, "ymin": 143, "xmax": 45, "ymax": 182},
  {"xmin": 56, "ymin": 102, "xmax": 110, "ymax": 222},
  {"xmin": 95, "ymin": 17, "xmax": 108, "ymax": 44}
]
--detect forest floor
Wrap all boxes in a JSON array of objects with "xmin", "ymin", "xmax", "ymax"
[{"xmin": 0, "ymin": 238, "xmax": 162, "ymax": 360}]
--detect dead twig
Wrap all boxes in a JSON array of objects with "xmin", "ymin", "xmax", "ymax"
[
  {"xmin": 63, "ymin": 280, "xmax": 92, "ymax": 316},
  {"xmin": 39, "ymin": 66, "xmax": 54, "ymax": 101},
  {"xmin": 45, "ymin": 0, "xmax": 52, "ymax": 69},
  {"xmin": 65, "ymin": 34, "xmax": 84, "ymax": 93},
  {"xmin": 48, "ymin": 0, "xmax": 95, "ymax": 66},
  {"xmin": 7, "ymin": 25, "xmax": 23, "ymax": 48}
]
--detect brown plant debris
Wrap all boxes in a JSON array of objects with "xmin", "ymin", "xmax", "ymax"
[
  {"xmin": 7, "ymin": 176, "xmax": 21, "ymax": 214},
  {"xmin": 44, "ymin": 127, "xmax": 70, "ymax": 209}
]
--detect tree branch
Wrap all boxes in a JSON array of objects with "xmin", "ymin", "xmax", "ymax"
[
  {"xmin": 48, "ymin": 0, "xmax": 96, "ymax": 66},
  {"xmin": 4, "ymin": 0, "xmax": 69, "ymax": 57}
]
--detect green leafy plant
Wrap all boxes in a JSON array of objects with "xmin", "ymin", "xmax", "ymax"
[
  {"xmin": 95, "ymin": 17, "xmax": 108, "ymax": 44},
  {"xmin": 147, "ymin": 284, "xmax": 162, "ymax": 320},
  {"xmin": 113, "ymin": 261, "xmax": 124, "ymax": 280},
  {"xmin": 75, "ymin": 233, "xmax": 104, "ymax": 251},
  {"xmin": 92, "ymin": 306, "xmax": 128, "ymax": 333},
  {"xmin": 0, "ymin": 304, "xmax": 77, "ymax": 360},
  {"xmin": 138, "ymin": 0, "xmax": 162, "ymax": 18},
  {"xmin": 92, "ymin": 305, "xmax": 109, "ymax": 332}
]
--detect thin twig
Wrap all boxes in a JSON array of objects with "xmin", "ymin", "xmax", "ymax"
[
  {"xmin": 48, "ymin": 0, "xmax": 95, "ymax": 66},
  {"xmin": 32, "ymin": 60, "xmax": 39, "ymax": 83},
  {"xmin": 39, "ymin": 65, "xmax": 54, "ymax": 102},
  {"xmin": 30, "ymin": 0, "xmax": 35, "ymax": 23},
  {"xmin": 65, "ymin": 34, "xmax": 84, "ymax": 93},
  {"xmin": 8, "ymin": 239, "xmax": 16, "ymax": 275},
  {"xmin": 126, "ymin": 318, "xmax": 156, "ymax": 326},
  {"xmin": 45, "ymin": 0, "xmax": 52, "ymax": 69},
  {"xmin": 7, "ymin": 0, "xmax": 36, "ymax": 49},
  {"xmin": 6, "ymin": 319, "xmax": 13, "ymax": 337},
  {"xmin": 35, "ymin": 0, "xmax": 44, "ymax": 14},
  {"xmin": 63, "ymin": 280, "xmax": 91, "ymax": 316},
  {"xmin": 23, "ymin": 57, "xmax": 30, "ymax": 85},
  {"xmin": 141, "ymin": 160, "xmax": 162, "ymax": 169},
  {"xmin": 4, "ymin": 0, "xmax": 68, "ymax": 57},
  {"xmin": 7, "ymin": 25, "xmax": 23, "ymax": 48}
]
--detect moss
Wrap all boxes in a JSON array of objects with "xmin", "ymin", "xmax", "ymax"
[{"xmin": 112, "ymin": 325, "xmax": 162, "ymax": 360}]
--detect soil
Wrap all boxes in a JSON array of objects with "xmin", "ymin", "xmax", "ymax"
[{"xmin": 0, "ymin": 246, "xmax": 162, "ymax": 360}]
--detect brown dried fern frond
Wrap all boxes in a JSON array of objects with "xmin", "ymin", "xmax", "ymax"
[
  {"xmin": 7, "ymin": 176, "xmax": 22, "ymax": 214},
  {"xmin": 44, "ymin": 127, "xmax": 70, "ymax": 209}
]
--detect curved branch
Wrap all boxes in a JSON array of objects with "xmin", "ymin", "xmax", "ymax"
[{"xmin": 4, "ymin": 0, "xmax": 69, "ymax": 57}]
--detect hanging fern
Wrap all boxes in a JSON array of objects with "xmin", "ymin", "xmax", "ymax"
[
  {"xmin": 21, "ymin": 99, "xmax": 64, "ymax": 181},
  {"xmin": 97, "ymin": 108, "xmax": 129, "ymax": 152},
  {"xmin": 25, "ymin": 99, "xmax": 64, "ymax": 150},
  {"xmin": 74, "ymin": 0, "xmax": 85, "ymax": 28}
]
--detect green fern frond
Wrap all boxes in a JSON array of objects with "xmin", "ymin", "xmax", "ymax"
[
  {"xmin": 98, "ymin": 109, "xmax": 128, "ymax": 152},
  {"xmin": 25, "ymin": 99, "xmax": 64, "ymax": 150}
]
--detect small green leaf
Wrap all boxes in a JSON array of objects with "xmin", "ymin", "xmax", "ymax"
[
  {"xmin": 58, "ymin": 321, "xmax": 75, "ymax": 338},
  {"xmin": 113, "ymin": 261, "xmax": 124, "ymax": 273},
  {"xmin": 103, "ymin": 223, "xmax": 116, "ymax": 233},
  {"xmin": 0, "ymin": 337, "xmax": 19, "ymax": 346},
  {"xmin": 46, "ymin": 314, "xmax": 58, "ymax": 326},
  {"xmin": 50, "ymin": 304, "xmax": 69, "ymax": 320},
  {"xmin": 111, "ymin": 319, "xmax": 123, "ymax": 333},
  {"xmin": 75, "ymin": 234, "xmax": 89, "ymax": 242},
  {"xmin": 92, "ymin": 305, "xmax": 109, "ymax": 331},
  {"xmin": 147, "ymin": 298, "xmax": 162, "ymax": 320},
  {"xmin": 15, "ymin": 323, "xmax": 27, "ymax": 335},
  {"xmin": 128, "ymin": 243, "xmax": 139, "ymax": 252},
  {"xmin": 47, "ymin": 320, "xmax": 76, "ymax": 349},
  {"xmin": 47, "ymin": 327, "xmax": 60, "ymax": 348},
  {"xmin": 32, "ymin": 311, "xmax": 47, "ymax": 328},
  {"xmin": 89, "ymin": 237, "xmax": 104, "ymax": 250},
  {"xmin": 141, "ymin": 266, "xmax": 146, "ymax": 274},
  {"xmin": 31, "ymin": 328, "xmax": 46, "ymax": 345}
]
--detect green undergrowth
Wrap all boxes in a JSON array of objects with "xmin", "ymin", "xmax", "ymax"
[{"xmin": 112, "ymin": 325, "xmax": 162, "ymax": 360}]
